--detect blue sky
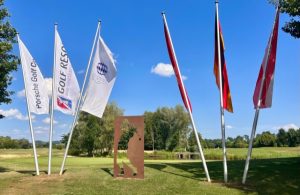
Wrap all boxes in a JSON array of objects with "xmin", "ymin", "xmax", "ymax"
[{"xmin": 0, "ymin": 0, "xmax": 299, "ymax": 141}]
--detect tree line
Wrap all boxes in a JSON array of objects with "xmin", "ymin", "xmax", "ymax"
[
  {"xmin": 61, "ymin": 103, "xmax": 300, "ymax": 156},
  {"xmin": 1, "ymin": 103, "xmax": 300, "ymax": 155}
]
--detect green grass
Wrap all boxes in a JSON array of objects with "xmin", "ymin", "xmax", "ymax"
[{"xmin": 0, "ymin": 148, "xmax": 299, "ymax": 194}]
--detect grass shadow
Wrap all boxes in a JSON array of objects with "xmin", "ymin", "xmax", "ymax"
[
  {"xmin": 145, "ymin": 163, "xmax": 205, "ymax": 181},
  {"xmin": 0, "ymin": 166, "xmax": 10, "ymax": 173},
  {"xmin": 146, "ymin": 157, "xmax": 300, "ymax": 194},
  {"xmin": 16, "ymin": 170, "xmax": 48, "ymax": 176},
  {"xmin": 101, "ymin": 168, "xmax": 114, "ymax": 177}
]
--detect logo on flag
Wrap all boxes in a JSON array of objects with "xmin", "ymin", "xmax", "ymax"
[
  {"xmin": 57, "ymin": 96, "xmax": 72, "ymax": 110},
  {"xmin": 97, "ymin": 62, "xmax": 108, "ymax": 75}
]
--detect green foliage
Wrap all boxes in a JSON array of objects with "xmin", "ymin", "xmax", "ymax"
[
  {"xmin": 0, "ymin": 0, "xmax": 19, "ymax": 107},
  {"xmin": 144, "ymin": 105, "xmax": 191, "ymax": 151},
  {"xmin": 254, "ymin": 131, "xmax": 277, "ymax": 147},
  {"xmin": 0, "ymin": 0, "xmax": 19, "ymax": 110},
  {"xmin": 287, "ymin": 128, "xmax": 298, "ymax": 147},
  {"xmin": 0, "ymin": 136, "xmax": 30, "ymax": 149},
  {"xmin": 276, "ymin": 128, "xmax": 288, "ymax": 146},
  {"xmin": 233, "ymin": 136, "xmax": 248, "ymax": 148},
  {"xmin": 64, "ymin": 102, "xmax": 123, "ymax": 157},
  {"xmin": 118, "ymin": 120, "xmax": 137, "ymax": 150},
  {"xmin": 269, "ymin": 0, "xmax": 300, "ymax": 38}
]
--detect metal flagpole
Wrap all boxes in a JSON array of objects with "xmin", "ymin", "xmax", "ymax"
[
  {"xmin": 17, "ymin": 34, "xmax": 40, "ymax": 176},
  {"xmin": 242, "ymin": 7, "xmax": 279, "ymax": 184},
  {"xmin": 188, "ymin": 110, "xmax": 211, "ymax": 182},
  {"xmin": 48, "ymin": 23, "xmax": 58, "ymax": 175},
  {"xmin": 59, "ymin": 21, "xmax": 101, "ymax": 175},
  {"xmin": 162, "ymin": 13, "xmax": 211, "ymax": 182},
  {"xmin": 215, "ymin": 0, "xmax": 228, "ymax": 183}
]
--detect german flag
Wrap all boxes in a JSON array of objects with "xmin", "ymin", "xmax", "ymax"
[{"xmin": 214, "ymin": 14, "xmax": 233, "ymax": 113}]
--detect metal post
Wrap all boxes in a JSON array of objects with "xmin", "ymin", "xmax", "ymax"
[
  {"xmin": 162, "ymin": 13, "xmax": 211, "ymax": 182},
  {"xmin": 48, "ymin": 23, "xmax": 58, "ymax": 175},
  {"xmin": 242, "ymin": 7, "xmax": 279, "ymax": 184},
  {"xmin": 215, "ymin": 0, "xmax": 228, "ymax": 183},
  {"xmin": 59, "ymin": 21, "xmax": 101, "ymax": 175},
  {"xmin": 17, "ymin": 34, "xmax": 40, "ymax": 176}
]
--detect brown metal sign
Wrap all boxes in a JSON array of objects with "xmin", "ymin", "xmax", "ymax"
[{"xmin": 114, "ymin": 116, "xmax": 144, "ymax": 179}]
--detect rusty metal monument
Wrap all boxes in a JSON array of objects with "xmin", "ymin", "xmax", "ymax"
[{"xmin": 113, "ymin": 116, "xmax": 144, "ymax": 179}]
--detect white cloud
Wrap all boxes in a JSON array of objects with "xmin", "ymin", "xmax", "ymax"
[
  {"xmin": 151, "ymin": 63, "xmax": 174, "ymax": 77},
  {"xmin": 226, "ymin": 125, "xmax": 233, "ymax": 129},
  {"xmin": 77, "ymin": 69, "xmax": 85, "ymax": 74},
  {"xmin": 17, "ymin": 89, "xmax": 25, "ymax": 98},
  {"xmin": 44, "ymin": 78, "xmax": 53, "ymax": 97},
  {"xmin": 42, "ymin": 117, "xmax": 57, "ymax": 124},
  {"xmin": 151, "ymin": 62, "xmax": 188, "ymax": 79},
  {"xmin": 35, "ymin": 126, "xmax": 49, "ymax": 134},
  {"xmin": 58, "ymin": 123, "xmax": 68, "ymax": 128},
  {"xmin": 0, "ymin": 108, "xmax": 28, "ymax": 120},
  {"xmin": 273, "ymin": 123, "xmax": 299, "ymax": 131}
]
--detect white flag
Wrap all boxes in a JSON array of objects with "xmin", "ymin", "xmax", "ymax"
[
  {"xmin": 18, "ymin": 36, "xmax": 49, "ymax": 114},
  {"xmin": 81, "ymin": 36, "xmax": 117, "ymax": 118},
  {"xmin": 53, "ymin": 29, "xmax": 80, "ymax": 115}
]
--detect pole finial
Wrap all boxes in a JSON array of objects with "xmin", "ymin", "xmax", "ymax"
[
  {"xmin": 215, "ymin": 0, "xmax": 219, "ymax": 4},
  {"xmin": 98, "ymin": 19, "xmax": 101, "ymax": 24},
  {"xmin": 54, "ymin": 22, "xmax": 58, "ymax": 26},
  {"xmin": 161, "ymin": 11, "xmax": 165, "ymax": 16}
]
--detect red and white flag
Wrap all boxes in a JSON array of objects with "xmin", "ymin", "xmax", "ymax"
[
  {"xmin": 253, "ymin": 8, "xmax": 280, "ymax": 109},
  {"xmin": 162, "ymin": 14, "xmax": 192, "ymax": 112}
]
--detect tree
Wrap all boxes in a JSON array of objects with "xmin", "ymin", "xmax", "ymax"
[
  {"xmin": 233, "ymin": 136, "xmax": 248, "ymax": 148},
  {"xmin": 270, "ymin": 0, "xmax": 300, "ymax": 38},
  {"xmin": 62, "ymin": 102, "xmax": 123, "ymax": 157},
  {"xmin": 188, "ymin": 132, "xmax": 206, "ymax": 152},
  {"xmin": 287, "ymin": 128, "xmax": 298, "ymax": 147},
  {"xmin": 276, "ymin": 128, "xmax": 288, "ymax": 146},
  {"xmin": 143, "ymin": 105, "xmax": 191, "ymax": 151},
  {"xmin": 0, "ymin": 0, "xmax": 19, "ymax": 116},
  {"xmin": 254, "ymin": 131, "xmax": 276, "ymax": 147}
]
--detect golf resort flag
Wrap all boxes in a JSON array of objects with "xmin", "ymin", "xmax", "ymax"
[
  {"xmin": 214, "ymin": 12, "xmax": 233, "ymax": 113},
  {"xmin": 81, "ymin": 36, "xmax": 117, "ymax": 118},
  {"xmin": 253, "ymin": 8, "xmax": 280, "ymax": 109},
  {"xmin": 162, "ymin": 14, "xmax": 192, "ymax": 112},
  {"xmin": 18, "ymin": 36, "xmax": 49, "ymax": 114},
  {"xmin": 54, "ymin": 29, "xmax": 80, "ymax": 115}
]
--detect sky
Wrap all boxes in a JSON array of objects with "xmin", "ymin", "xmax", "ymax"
[{"xmin": 0, "ymin": 0, "xmax": 299, "ymax": 141}]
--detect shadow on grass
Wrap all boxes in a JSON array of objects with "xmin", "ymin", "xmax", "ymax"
[
  {"xmin": 0, "ymin": 166, "xmax": 10, "ymax": 173},
  {"xmin": 101, "ymin": 168, "xmax": 114, "ymax": 177},
  {"xmin": 16, "ymin": 170, "xmax": 48, "ymax": 176},
  {"xmin": 145, "ymin": 157, "xmax": 300, "ymax": 194}
]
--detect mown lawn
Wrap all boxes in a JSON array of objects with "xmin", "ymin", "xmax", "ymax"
[{"xmin": 0, "ymin": 147, "xmax": 299, "ymax": 194}]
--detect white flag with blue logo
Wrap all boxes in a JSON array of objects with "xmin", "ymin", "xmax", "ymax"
[
  {"xmin": 18, "ymin": 35, "xmax": 50, "ymax": 114},
  {"xmin": 81, "ymin": 36, "xmax": 117, "ymax": 118},
  {"xmin": 54, "ymin": 29, "xmax": 80, "ymax": 115}
]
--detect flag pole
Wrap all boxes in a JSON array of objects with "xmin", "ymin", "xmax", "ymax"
[
  {"xmin": 242, "ymin": 7, "xmax": 279, "ymax": 184},
  {"xmin": 17, "ymin": 33, "xmax": 40, "ymax": 176},
  {"xmin": 48, "ymin": 23, "xmax": 58, "ymax": 175},
  {"xmin": 162, "ymin": 13, "xmax": 211, "ymax": 182},
  {"xmin": 59, "ymin": 21, "xmax": 101, "ymax": 175},
  {"xmin": 215, "ymin": 0, "xmax": 228, "ymax": 183}
]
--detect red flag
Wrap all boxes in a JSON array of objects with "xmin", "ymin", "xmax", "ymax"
[
  {"xmin": 253, "ymin": 9, "xmax": 280, "ymax": 109},
  {"xmin": 162, "ymin": 14, "xmax": 192, "ymax": 112},
  {"xmin": 214, "ymin": 13, "xmax": 233, "ymax": 113}
]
